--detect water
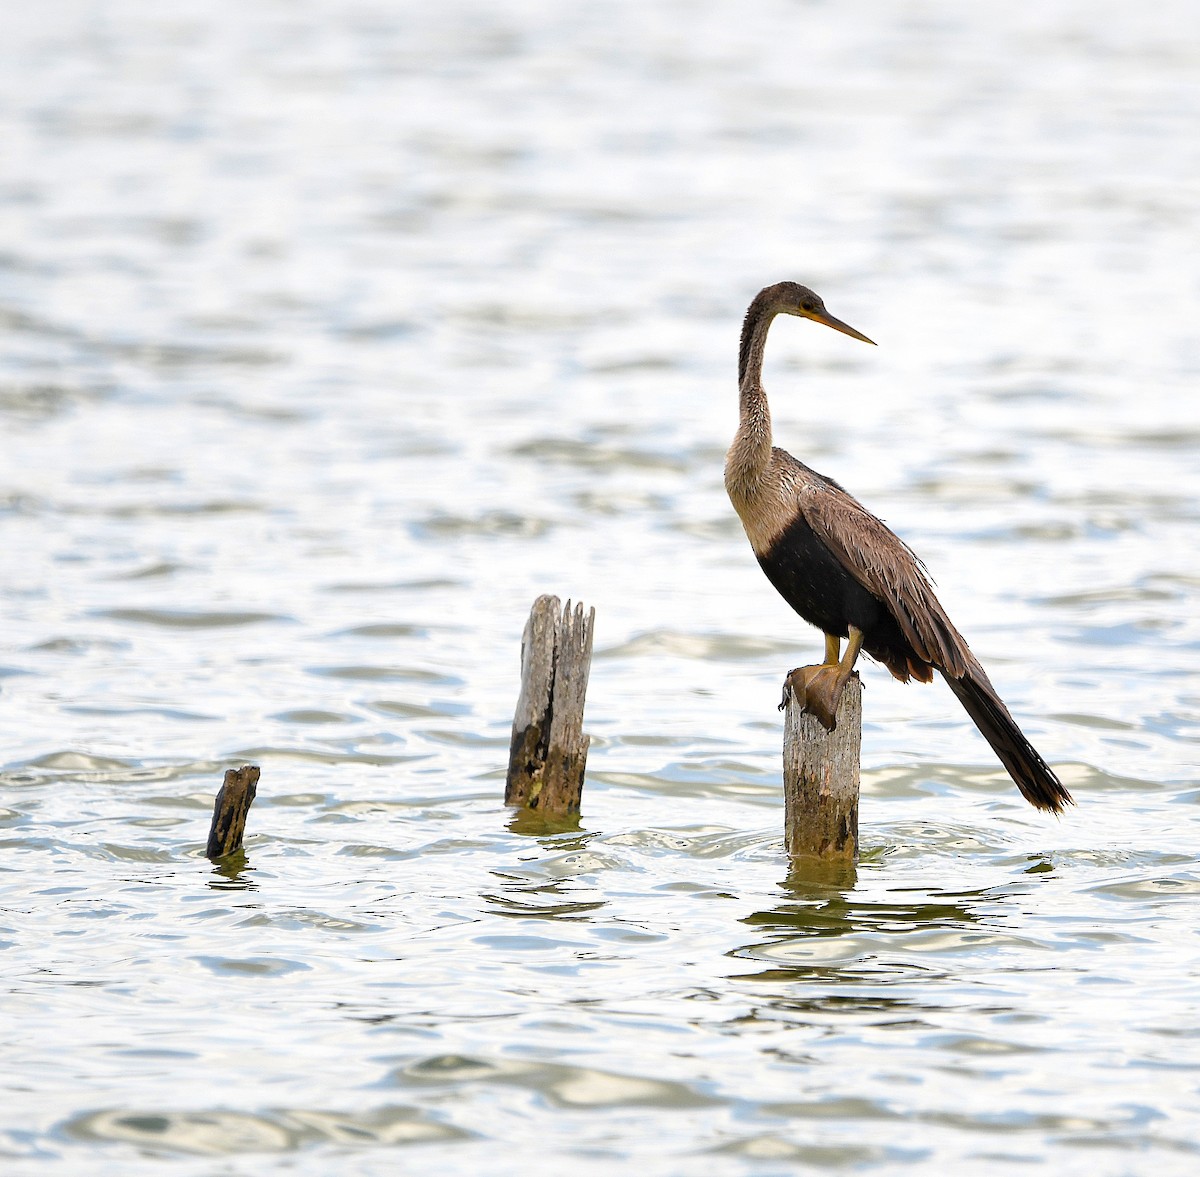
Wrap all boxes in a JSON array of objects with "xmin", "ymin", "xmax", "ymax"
[{"xmin": 2, "ymin": 0, "xmax": 1199, "ymax": 1172}]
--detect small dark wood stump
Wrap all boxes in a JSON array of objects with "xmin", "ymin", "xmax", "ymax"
[
  {"xmin": 505, "ymin": 595, "xmax": 595, "ymax": 815},
  {"xmin": 206, "ymin": 764, "xmax": 260, "ymax": 859},
  {"xmin": 782, "ymin": 675, "xmax": 861, "ymax": 860}
]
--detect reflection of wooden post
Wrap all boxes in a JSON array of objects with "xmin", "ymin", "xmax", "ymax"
[
  {"xmin": 506, "ymin": 595, "xmax": 595, "ymax": 814},
  {"xmin": 206, "ymin": 765, "xmax": 260, "ymax": 859},
  {"xmin": 782, "ymin": 676, "xmax": 861, "ymax": 860}
]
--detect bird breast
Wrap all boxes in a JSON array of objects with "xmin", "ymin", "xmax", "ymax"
[{"xmin": 725, "ymin": 451, "xmax": 802, "ymax": 557}]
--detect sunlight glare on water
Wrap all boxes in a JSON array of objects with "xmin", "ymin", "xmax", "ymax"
[{"xmin": 1, "ymin": 0, "xmax": 1199, "ymax": 1173}]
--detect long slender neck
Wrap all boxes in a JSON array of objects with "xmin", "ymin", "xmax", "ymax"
[{"xmin": 727, "ymin": 293, "xmax": 779, "ymax": 494}]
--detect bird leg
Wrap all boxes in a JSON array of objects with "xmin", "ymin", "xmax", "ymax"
[
  {"xmin": 823, "ymin": 633, "xmax": 841, "ymax": 665},
  {"xmin": 781, "ymin": 626, "xmax": 864, "ymax": 732}
]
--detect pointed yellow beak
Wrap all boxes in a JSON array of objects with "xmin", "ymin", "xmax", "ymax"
[{"xmin": 804, "ymin": 307, "xmax": 876, "ymax": 346}]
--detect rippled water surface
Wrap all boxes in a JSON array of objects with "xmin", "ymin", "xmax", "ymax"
[{"xmin": 3, "ymin": 1, "xmax": 1200, "ymax": 1173}]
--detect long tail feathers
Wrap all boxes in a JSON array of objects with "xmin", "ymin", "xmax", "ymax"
[{"xmin": 942, "ymin": 670, "xmax": 1073, "ymax": 814}]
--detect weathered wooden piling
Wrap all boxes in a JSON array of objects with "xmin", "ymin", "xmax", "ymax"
[
  {"xmin": 782, "ymin": 675, "xmax": 862, "ymax": 860},
  {"xmin": 206, "ymin": 764, "xmax": 260, "ymax": 859},
  {"xmin": 505, "ymin": 595, "xmax": 595, "ymax": 814}
]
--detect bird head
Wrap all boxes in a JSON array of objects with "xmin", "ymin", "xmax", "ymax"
[{"xmin": 780, "ymin": 282, "xmax": 876, "ymax": 346}]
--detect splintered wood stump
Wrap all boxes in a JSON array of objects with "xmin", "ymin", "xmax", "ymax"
[
  {"xmin": 506, "ymin": 595, "xmax": 595, "ymax": 814},
  {"xmin": 206, "ymin": 764, "xmax": 260, "ymax": 859},
  {"xmin": 782, "ymin": 675, "xmax": 862, "ymax": 860}
]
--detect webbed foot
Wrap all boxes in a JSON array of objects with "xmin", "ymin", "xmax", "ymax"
[{"xmin": 780, "ymin": 664, "xmax": 845, "ymax": 732}]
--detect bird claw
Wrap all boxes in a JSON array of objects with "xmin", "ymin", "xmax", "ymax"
[{"xmin": 781, "ymin": 664, "xmax": 842, "ymax": 732}]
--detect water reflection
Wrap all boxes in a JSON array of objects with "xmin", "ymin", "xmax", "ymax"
[
  {"xmin": 482, "ymin": 872, "xmax": 605, "ymax": 921},
  {"xmin": 481, "ymin": 821, "xmax": 611, "ymax": 922},
  {"xmin": 66, "ymin": 1104, "xmax": 467, "ymax": 1155},
  {"xmin": 733, "ymin": 878, "xmax": 1013, "ymax": 987},
  {"xmin": 504, "ymin": 808, "xmax": 584, "ymax": 837},
  {"xmin": 393, "ymin": 1054, "xmax": 718, "ymax": 1111},
  {"xmin": 781, "ymin": 853, "xmax": 859, "ymax": 893},
  {"xmin": 206, "ymin": 848, "xmax": 257, "ymax": 890}
]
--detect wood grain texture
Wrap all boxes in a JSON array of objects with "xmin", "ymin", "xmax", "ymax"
[
  {"xmin": 782, "ymin": 675, "xmax": 861, "ymax": 860},
  {"xmin": 206, "ymin": 764, "xmax": 260, "ymax": 859},
  {"xmin": 505, "ymin": 596, "xmax": 594, "ymax": 814}
]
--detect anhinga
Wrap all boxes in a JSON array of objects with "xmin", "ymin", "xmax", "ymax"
[{"xmin": 725, "ymin": 281, "xmax": 1071, "ymax": 813}]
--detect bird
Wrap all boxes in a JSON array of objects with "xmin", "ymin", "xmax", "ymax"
[{"xmin": 724, "ymin": 281, "xmax": 1072, "ymax": 813}]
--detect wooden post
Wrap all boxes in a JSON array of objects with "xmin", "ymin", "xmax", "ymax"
[
  {"xmin": 782, "ymin": 675, "xmax": 861, "ymax": 860},
  {"xmin": 206, "ymin": 764, "xmax": 260, "ymax": 859},
  {"xmin": 505, "ymin": 595, "xmax": 595, "ymax": 814}
]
